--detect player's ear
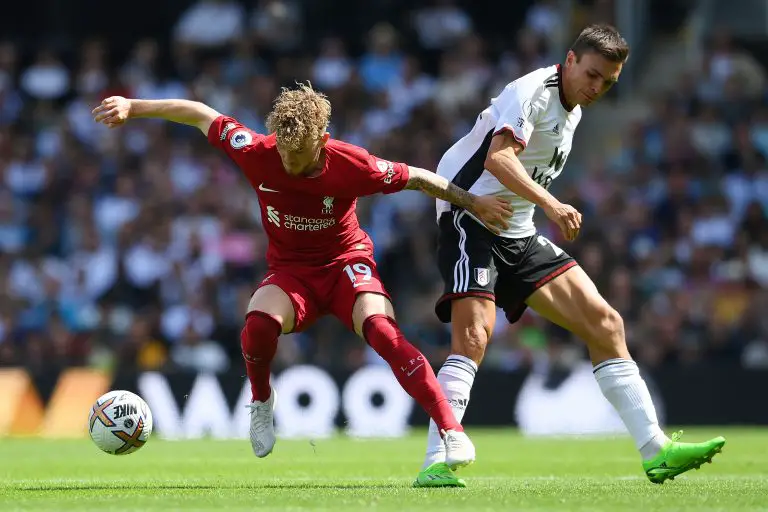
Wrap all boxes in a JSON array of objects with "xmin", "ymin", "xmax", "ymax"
[{"xmin": 565, "ymin": 50, "xmax": 576, "ymax": 67}]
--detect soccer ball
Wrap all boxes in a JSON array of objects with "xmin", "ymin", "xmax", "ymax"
[{"xmin": 88, "ymin": 390, "xmax": 153, "ymax": 455}]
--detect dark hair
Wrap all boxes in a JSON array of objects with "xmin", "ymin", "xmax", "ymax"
[{"xmin": 571, "ymin": 24, "xmax": 629, "ymax": 63}]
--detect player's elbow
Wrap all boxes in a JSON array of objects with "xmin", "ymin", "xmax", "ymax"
[{"xmin": 194, "ymin": 105, "xmax": 221, "ymax": 134}]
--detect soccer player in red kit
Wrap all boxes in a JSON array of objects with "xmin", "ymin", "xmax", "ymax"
[{"xmin": 93, "ymin": 84, "xmax": 513, "ymax": 469}]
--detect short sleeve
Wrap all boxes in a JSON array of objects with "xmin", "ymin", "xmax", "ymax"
[
  {"xmin": 207, "ymin": 115, "xmax": 266, "ymax": 167},
  {"xmin": 492, "ymin": 82, "xmax": 544, "ymax": 149},
  {"xmin": 362, "ymin": 155, "xmax": 410, "ymax": 195},
  {"xmin": 332, "ymin": 141, "xmax": 410, "ymax": 196}
]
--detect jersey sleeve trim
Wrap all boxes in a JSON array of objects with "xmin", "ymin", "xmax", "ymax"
[
  {"xmin": 391, "ymin": 162, "xmax": 410, "ymax": 192},
  {"xmin": 206, "ymin": 114, "xmax": 229, "ymax": 146},
  {"xmin": 493, "ymin": 125, "xmax": 528, "ymax": 149}
]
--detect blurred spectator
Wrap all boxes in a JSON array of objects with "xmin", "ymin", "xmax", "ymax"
[
  {"xmin": 0, "ymin": 3, "xmax": 765, "ymax": 376},
  {"xmin": 412, "ymin": 0, "xmax": 473, "ymax": 50},
  {"xmin": 359, "ymin": 23, "xmax": 404, "ymax": 93},
  {"xmin": 170, "ymin": 325, "xmax": 229, "ymax": 373},
  {"xmin": 697, "ymin": 29, "xmax": 766, "ymax": 102},
  {"xmin": 174, "ymin": 0, "xmax": 245, "ymax": 48},
  {"xmin": 312, "ymin": 37, "xmax": 354, "ymax": 91},
  {"xmin": 20, "ymin": 49, "xmax": 69, "ymax": 100},
  {"xmin": 250, "ymin": 0, "xmax": 303, "ymax": 53}
]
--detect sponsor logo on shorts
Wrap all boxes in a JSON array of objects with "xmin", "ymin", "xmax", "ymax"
[{"xmin": 475, "ymin": 267, "xmax": 490, "ymax": 286}]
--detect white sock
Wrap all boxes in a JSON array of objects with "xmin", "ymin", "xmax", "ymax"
[
  {"xmin": 594, "ymin": 358, "xmax": 669, "ymax": 460},
  {"xmin": 422, "ymin": 354, "xmax": 477, "ymax": 469}
]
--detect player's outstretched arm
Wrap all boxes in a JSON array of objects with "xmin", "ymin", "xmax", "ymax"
[
  {"xmin": 404, "ymin": 166, "xmax": 513, "ymax": 235},
  {"xmin": 485, "ymin": 132, "xmax": 582, "ymax": 241},
  {"xmin": 92, "ymin": 97, "xmax": 221, "ymax": 134}
]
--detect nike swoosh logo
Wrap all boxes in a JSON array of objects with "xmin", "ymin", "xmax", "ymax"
[
  {"xmin": 407, "ymin": 364, "xmax": 424, "ymax": 376},
  {"xmin": 259, "ymin": 183, "xmax": 280, "ymax": 193}
]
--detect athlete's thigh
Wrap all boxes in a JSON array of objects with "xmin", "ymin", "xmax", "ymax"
[
  {"xmin": 250, "ymin": 270, "xmax": 321, "ymax": 334},
  {"xmin": 524, "ymin": 263, "xmax": 606, "ymax": 339},
  {"xmin": 495, "ymin": 233, "xmax": 578, "ymax": 324},
  {"xmin": 434, "ymin": 210, "xmax": 499, "ymax": 324},
  {"xmin": 327, "ymin": 254, "xmax": 394, "ymax": 336}
]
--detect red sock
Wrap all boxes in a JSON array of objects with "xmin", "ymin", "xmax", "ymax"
[
  {"xmin": 362, "ymin": 314, "xmax": 462, "ymax": 433},
  {"xmin": 240, "ymin": 311, "xmax": 281, "ymax": 402}
]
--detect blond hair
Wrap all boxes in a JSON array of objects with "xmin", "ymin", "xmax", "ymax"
[{"xmin": 265, "ymin": 82, "xmax": 331, "ymax": 151}]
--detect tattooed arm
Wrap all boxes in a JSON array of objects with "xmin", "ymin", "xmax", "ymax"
[
  {"xmin": 404, "ymin": 167, "xmax": 513, "ymax": 234},
  {"xmin": 404, "ymin": 167, "xmax": 475, "ymax": 210}
]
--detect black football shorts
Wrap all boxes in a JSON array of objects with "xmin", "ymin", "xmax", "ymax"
[{"xmin": 435, "ymin": 210, "xmax": 578, "ymax": 324}]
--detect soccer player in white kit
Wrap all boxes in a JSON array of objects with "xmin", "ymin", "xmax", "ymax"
[{"xmin": 414, "ymin": 24, "xmax": 725, "ymax": 488}]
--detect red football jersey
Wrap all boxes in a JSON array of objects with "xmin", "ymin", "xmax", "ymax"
[{"xmin": 207, "ymin": 115, "xmax": 410, "ymax": 267}]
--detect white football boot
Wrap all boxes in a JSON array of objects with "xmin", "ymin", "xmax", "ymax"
[
  {"xmin": 442, "ymin": 429, "xmax": 476, "ymax": 470},
  {"xmin": 246, "ymin": 388, "xmax": 276, "ymax": 457}
]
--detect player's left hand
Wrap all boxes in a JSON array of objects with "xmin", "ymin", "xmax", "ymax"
[
  {"xmin": 92, "ymin": 96, "xmax": 132, "ymax": 128},
  {"xmin": 470, "ymin": 195, "xmax": 514, "ymax": 235}
]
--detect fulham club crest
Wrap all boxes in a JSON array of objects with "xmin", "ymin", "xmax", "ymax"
[{"xmin": 474, "ymin": 268, "xmax": 489, "ymax": 286}]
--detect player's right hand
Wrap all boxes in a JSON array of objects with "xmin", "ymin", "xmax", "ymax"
[
  {"xmin": 543, "ymin": 200, "xmax": 582, "ymax": 241},
  {"xmin": 92, "ymin": 96, "xmax": 132, "ymax": 128},
  {"xmin": 471, "ymin": 195, "xmax": 514, "ymax": 235}
]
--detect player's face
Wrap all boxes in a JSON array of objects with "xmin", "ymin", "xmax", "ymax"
[
  {"xmin": 565, "ymin": 50, "xmax": 623, "ymax": 106},
  {"xmin": 278, "ymin": 133, "xmax": 330, "ymax": 176}
]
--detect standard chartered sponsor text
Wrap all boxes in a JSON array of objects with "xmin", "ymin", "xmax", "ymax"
[{"xmin": 283, "ymin": 214, "xmax": 336, "ymax": 231}]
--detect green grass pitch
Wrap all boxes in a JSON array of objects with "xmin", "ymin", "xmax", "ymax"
[{"xmin": 1, "ymin": 428, "xmax": 766, "ymax": 511}]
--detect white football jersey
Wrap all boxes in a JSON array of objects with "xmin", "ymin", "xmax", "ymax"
[{"xmin": 436, "ymin": 64, "xmax": 582, "ymax": 238}]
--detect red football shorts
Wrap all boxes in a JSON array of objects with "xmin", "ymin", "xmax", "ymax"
[{"xmin": 254, "ymin": 252, "xmax": 391, "ymax": 333}]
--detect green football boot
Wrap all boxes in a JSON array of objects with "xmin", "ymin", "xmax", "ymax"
[
  {"xmin": 412, "ymin": 462, "xmax": 467, "ymax": 488},
  {"xmin": 643, "ymin": 430, "xmax": 726, "ymax": 484}
]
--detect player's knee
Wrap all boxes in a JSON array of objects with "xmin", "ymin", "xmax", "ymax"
[
  {"xmin": 241, "ymin": 311, "xmax": 282, "ymax": 361},
  {"xmin": 246, "ymin": 285, "xmax": 294, "ymax": 332},
  {"xmin": 587, "ymin": 305, "xmax": 625, "ymax": 350},
  {"xmin": 453, "ymin": 320, "xmax": 490, "ymax": 362},
  {"xmin": 352, "ymin": 293, "xmax": 395, "ymax": 336},
  {"xmin": 451, "ymin": 299, "xmax": 493, "ymax": 363}
]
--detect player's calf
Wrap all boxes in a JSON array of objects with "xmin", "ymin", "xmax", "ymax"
[
  {"xmin": 361, "ymin": 313, "xmax": 464, "ymax": 435},
  {"xmin": 362, "ymin": 314, "xmax": 477, "ymax": 468},
  {"xmin": 421, "ymin": 297, "xmax": 493, "ymax": 469},
  {"xmin": 527, "ymin": 266, "xmax": 674, "ymax": 462},
  {"xmin": 241, "ymin": 311, "xmax": 281, "ymax": 402},
  {"xmin": 450, "ymin": 297, "xmax": 494, "ymax": 364},
  {"xmin": 241, "ymin": 311, "xmax": 282, "ymax": 458}
]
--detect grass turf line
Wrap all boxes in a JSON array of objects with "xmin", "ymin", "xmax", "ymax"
[{"xmin": 0, "ymin": 427, "xmax": 765, "ymax": 511}]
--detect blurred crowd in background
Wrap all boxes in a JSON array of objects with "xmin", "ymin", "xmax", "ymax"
[{"xmin": 0, "ymin": 0, "xmax": 766, "ymax": 376}]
